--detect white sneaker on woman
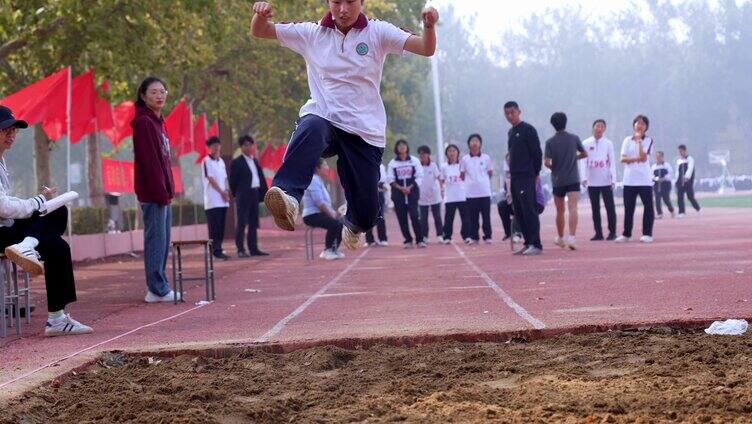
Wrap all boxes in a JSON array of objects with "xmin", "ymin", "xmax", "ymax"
[
  {"xmin": 145, "ymin": 290, "xmax": 182, "ymax": 303},
  {"xmin": 640, "ymin": 236, "xmax": 654, "ymax": 243},
  {"xmin": 614, "ymin": 236, "xmax": 630, "ymax": 243}
]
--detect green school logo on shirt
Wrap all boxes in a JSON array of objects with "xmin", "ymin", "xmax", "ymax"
[{"xmin": 356, "ymin": 42, "xmax": 369, "ymax": 55}]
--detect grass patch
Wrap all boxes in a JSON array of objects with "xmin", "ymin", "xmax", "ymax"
[{"xmin": 700, "ymin": 195, "xmax": 752, "ymax": 208}]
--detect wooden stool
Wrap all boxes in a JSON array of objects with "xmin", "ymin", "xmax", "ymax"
[
  {"xmin": 171, "ymin": 240, "xmax": 215, "ymax": 305},
  {"xmin": 1, "ymin": 254, "xmax": 31, "ymax": 338}
]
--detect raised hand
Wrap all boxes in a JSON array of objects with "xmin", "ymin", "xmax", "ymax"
[
  {"xmin": 253, "ymin": 2, "xmax": 274, "ymax": 19},
  {"xmin": 422, "ymin": 7, "xmax": 439, "ymax": 28}
]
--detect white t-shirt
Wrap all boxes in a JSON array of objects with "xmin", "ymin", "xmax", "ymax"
[
  {"xmin": 419, "ymin": 161, "xmax": 442, "ymax": 206},
  {"xmin": 581, "ymin": 136, "xmax": 617, "ymax": 187},
  {"xmin": 440, "ymin": 162, "xmax": 466, "ymax": 203},
  {"xmin": 202, "ymin": 156, "xmax": 229, "ymax": 210},
  {"xmin": 275, "ymin": 15, "xmax": 411, "ymax": 148},
  {"xmin": 460, "ymin": 153, "xmax": 493, "ymax": 198},
  {"xmin": 620, "ymin": 136, "xmax": 655, "ymax": 187},
  {"xmin": 386, "ymin": 155, "xmax": 423, "ymax": 186}
]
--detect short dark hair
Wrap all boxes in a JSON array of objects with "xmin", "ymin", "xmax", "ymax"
[
  {"xmin": 678, "ymin": 144, "xmax": 687, "ymax": 151},
  {"xmin": 550, "ymin": 112, "xmax": 567, "ymax": 132},
  {"xmin": 393, "ymin": 139, "xmax": 409, "ymax": 156},
  {"xmin": 467, "ymin": 133, "xmax": 483, "ymax": 145},
  {"xmin": 417, "ymin": 145, "xmax": 431, "ymax": 155},
  {"xmin": 135, "ymin": 76, "xmax": 167, "ymax": 107},
  {"xmin": 593, "ymin": 119, "xmax": 607, "ymax": 128},
  {"xmin": 656, "ymin": 150, "xmax": 665, "ymax": 156},
  {"xmin": 445, "ymin": 144, "xmax": 461, "ymax": 164},
  {"xmin": 206, "ymin": 136, "xmax": 221, "ymax": 147},
  {"xmin": 238, "ymin": 135, "xmax": 255, "ymax": 147},
  {"xmin": 503, "ymin": 101, "xmax": 519, "ymax": 110},
  {"xmin": 633, "ymin": 114, "xmax": 650, "ymax": 131}
]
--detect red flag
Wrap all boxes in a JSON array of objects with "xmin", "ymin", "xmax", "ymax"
[
  {"xmin": 165, "ymin": 98, "xmax": 193, "ymax": 156},
  {"xmin": 207, "ymin": 120, "xmax": 219, "ymax": 137},
  {"xmin": 0, "ymin": 68, "xmax": 69, "ymax": 127},
  {"xmin": 259, "ymin": 144, "xmax": 274, "ymax": 170},
  {"xmin": 42, "ymin": 69, "xmax": 97, "ymax": 142},
  {"xmin": 171, "ymin": 166, "xmax": 184, "ymax": 194},
  {"xmin": 103, "ymin": 101, "xmax": 135, "ymax": 147},
  {"xmin": 101, "ymin": 158, "xmax": 135, "ymax": 193},
  {"xmin": 83, "ymin": 97, "xmax": 115, "ymax": 136},
  {"xmin": 272, "ymin": 143, "xmax": 287, "ymax": 170},
  {"xmin": 192, "ymin": 113, "xmax": 208, "ymax": 164}
]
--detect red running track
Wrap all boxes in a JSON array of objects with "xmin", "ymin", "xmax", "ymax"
[{"xmin": 1, "ymin": 204, "xmax": 750, "ymax": 400}]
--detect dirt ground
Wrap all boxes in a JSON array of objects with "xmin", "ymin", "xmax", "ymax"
[{"xmin": 3, "ymin": 329, "xmax": 751, "ymax": 424}]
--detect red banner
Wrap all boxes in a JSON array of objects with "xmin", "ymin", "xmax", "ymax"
[
  {"xmin": 101, "ymin": 158, "xmax": 135, "ymax": 193},
  {"xmin": 42, "ymin": 69, "xmax": 97, "ymax": 143},
  {"xmin": 165, "ymin": 98, "xmax": 192, "ymax": 156},
  {"xmin": 103, "ymin": 101, "xmax": 135, "ymax": 147},
  {"xmin": 0, "ymin": 68, "xmax": 69, "ymax": 127}
]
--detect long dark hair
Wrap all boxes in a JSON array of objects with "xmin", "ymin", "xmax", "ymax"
[
  {"xmin": 393, "ymin": 139, "xmax": 410, "ymax": 159},
  {"xmin": 135, "ymin": 76, "xmax": 167, "ymax": 107},
  {"xmin": 445, "ymin": 144, "xmax": 461, "ymax": 165}
]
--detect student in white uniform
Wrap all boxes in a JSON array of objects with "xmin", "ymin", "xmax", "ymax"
[
  {"xmin": 387, "ymin": 140, "xmax": 424, "ymax": 248},
  {"xmin": 365, "ymin": 163, "xmax": 388, "ymax": 246},
  {"xmin": 250, "ymin": 1, "xmax": 439, "ymax": 251},
  {"xmin": 676, "ymin": 144, "xmax": 701, "ymax": 217},
  {"xmin": 202, "ymin": 136, "xmax": 231, "ymax": 260},
  {"xmin": 581, "ymin": 119, "xmax": 618, "ymax": 241},
  {"xmin": 417, "ymin": 145, "xmax": 443, "ymax": 243},
  {"xmin": 616, "ymin": 115, "xmax": 655, "ymax": 243},
  {"xmin": 652, "ymin": 151, "xmax": 675, "ymax": 219},
  {"xmin": 440, "ymin": 144, "xmax": 467, "ymax": 244},
  {"xmin": 460, "ymin": 134, "xmax": 493, "ymax": 244}
]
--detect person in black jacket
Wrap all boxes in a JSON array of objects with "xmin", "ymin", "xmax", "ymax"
[
  {"xmin": 229, "ymin": 136, "xmax": 269, "ymax": 257},
  {"xmin": 504, "ymin": 101, "xmax": 543, "ymax": 256}
]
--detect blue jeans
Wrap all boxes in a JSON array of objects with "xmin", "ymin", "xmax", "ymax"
[{"xmin": 141, "ymin": 203, "xmax": 172, "ymax": 296}]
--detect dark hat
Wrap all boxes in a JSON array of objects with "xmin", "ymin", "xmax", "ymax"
[{"xmin": 0, "ymin": 106, "xmax": 29, "ymax": 130}]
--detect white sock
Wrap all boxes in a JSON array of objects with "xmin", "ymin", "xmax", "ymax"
[
  {"xmin": 48, "ymin": 310, "xmax": 65, "ymax": 320},
  {"xmin": 19, "ymin": 237, "xmax": 39, "ymax": 249}
]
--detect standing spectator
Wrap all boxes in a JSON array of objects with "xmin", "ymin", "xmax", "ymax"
[
  {"xmin": 440, "ymin": 144, "xmax": 467, "ymax": 243},
  {"xmin": 676, "ymin": 144, "xmax": 701, "ymax": 217},
  {"xmin": 616, "ymin": 115, "xmax": 656, "ymax": 243},
  {"xmin": 504, "ymin": 101, "xmax": 543, "ymax": 256},
  {"xmin": 582, "ymin": 119, "xmax": 618, "ymax": 241},
  {"xmin": 652, "ymin": 151, "xmax": 675, "ymax": 219},
  {"xmin": 365, "ymin": 163, "xmax": 389, "ymax": 247},
  {"xmin": 132, "ymin": 77, "xmax": 179, "ymax": 303},
  {"xmin": 202, "ymin": 136, "xmax": 230, "ymax": 260},
  {"xmin": 230, "ymin": 136, "xmax": 269, "ymax": 257},
  {"xmin": 460, "ymin": 134, "xmax": 493, "ymax": 244},
  {"xmin": 418, "ymin": 145, "xmax": 443, "ymax": 243},
  {"xmin": 544, "ymin": 112, "xmax": 587, "ymax": 250},
  {"xmin": 0, "ymin": 105, "xmax": 92, "ymax": 335},
  {"xmin": 303, "ymin": 159, "xmax": 344, "ymax": 260},
  {"xmin": 387, "ymin": 140, "xmax": 424, "ymax": 248}
]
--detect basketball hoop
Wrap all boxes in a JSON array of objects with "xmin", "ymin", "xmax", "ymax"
[{"xmin": 709, "ymin": 150, "xmax": 735, "ymax": 194}]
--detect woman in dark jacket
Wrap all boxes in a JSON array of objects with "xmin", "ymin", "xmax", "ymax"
[{"xmin": 132, "ymin": 76, "xmax": 177, "ymax": 303}]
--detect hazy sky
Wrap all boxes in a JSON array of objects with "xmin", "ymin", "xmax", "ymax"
[{"xmin": 430, "ymin": 0, "xmax": 750, "ymax": 44}]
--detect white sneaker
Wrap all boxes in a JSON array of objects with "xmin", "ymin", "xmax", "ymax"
[
  {"xmin": 417, "ymin": 241, "xmax": 428, "ymax": 248},
  {"xmin": 4, "ymin": 243, "xmax": 44, "ymax": 276},
  {"xmin": 464, "ymin": 238, "xmax": 473, "ymax": 245},
  {"xmin": 319, "ymin": 250, "xmax": 327, "ymax": 259},
  {"xmin": 321, "ymin": 249, "xmax": 340, "ymax": 260},
  {"xmin": 264, "ymin": 187, "xmax": 299, "ymax": 231},
  {"xmin": 677, "ymin": 213, "xmax": 686, "ymax": 219},
  {"xmin": 335, "ymin": 250, "xmax": 345, "ymax": 259},
  {"xmin": 554, "ymin": 236, "xmax": 567, "ymax": 248},
  {"xmin": 45, "ymin": 314, "xmax": 93, "ymax": 337},
  {"xmin": 656, "ymin": 214, "xmax": 664, "ymax": 220},
  {"xmin": 441, "ymin": 238, "xmax": 451, "ymax": 245},
  {"xmin": 512, "ymin": 235, "xmax": 523, "ymax": 244},
  {"xmin": 436, "ymin": 236, "xmax": 445, "ymax": 244},
  {"xmin": 565, "ymin": 236, "xmax": 577, "ymax": 251},
  {"xmin": 377, "ymin": 240, "xmax": 389, "ymax": 247},
  {"xmin": 483, "ymin": 239, "xmax": 493, "ymax": 245},
  {"xmin": 404, "ymin": 242, "xmax": 414, "ymax": 249},
  {"xmin": 145, "ymin": 290, "xmax": 182, "ymax": 303},
  {"xmin": 341, "ymin": 226, "xmax": 361, "ymax": 250},
  {"xmin": 614, "ymin": 236, "xmax": 630, "ymax": 243},
  {"xmin": 640, "ymin": 236, "xmax": 654, "ymax": 243}
]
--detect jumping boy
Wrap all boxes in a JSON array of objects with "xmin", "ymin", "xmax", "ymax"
[{"xmin": 250, "ymin": 1, "xmax": 439, "ymax": 249}]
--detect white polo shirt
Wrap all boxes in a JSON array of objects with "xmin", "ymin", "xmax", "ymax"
[
  {"xmin": 582, "ymin": 136, "xmax": 617, "ymax": 187},
  {"xmin": 419, "ymin": 161, "xmax": 442, "ymax": 206},
  {"xmin": 460, "ymin": 153, "xmax": 493, "ymax": 199},
  {"xmin": 275, "ymin": 13, "xmax": 412, "ymax": 149},
  {"xmin": 202, "ymin": 156, "xmax": 229, "ymax": 210},
  {"xmin": 440, "ymin": 162, "xmax": 466, "ymax": 203},
  {"xmin": 621, "ymin": 136, "xmax": 655, "ymax": 187}
]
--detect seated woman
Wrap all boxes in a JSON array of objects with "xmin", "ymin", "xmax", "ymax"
[
  {"xmin": 302, "ymin": 159, "xmax": 344, "ymax": 260},
  {"xmin": 0, "ymin": 105, "xmax": 92, "ymax": 336}
]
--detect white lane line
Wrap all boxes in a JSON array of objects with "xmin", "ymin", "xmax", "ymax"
[
  {"xmin": 452, "ymin": 243, "xmax": 546, "ymax": 330},
  {"xmin": 0, "ymin": 303, "xmax": 210, "ymax": 390},
  {"xmin": 256, "ymin": 248, "xmax": 371, "ymax": 343}
]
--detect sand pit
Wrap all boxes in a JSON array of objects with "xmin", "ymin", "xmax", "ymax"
[{"xmin": 3, "ymin": 329, "xmax": 751, "ymax": 423}]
